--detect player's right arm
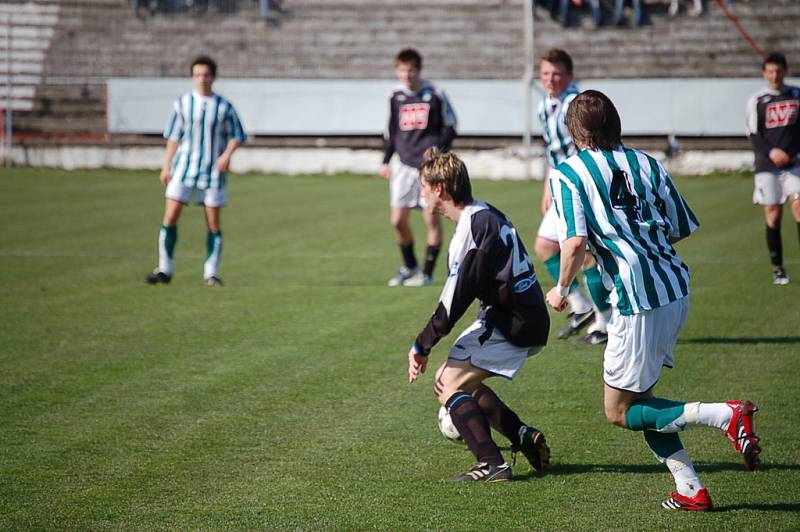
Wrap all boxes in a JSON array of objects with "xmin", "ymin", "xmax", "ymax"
[
  {"xmin": 380, "ymin": 94, "xmax": 397, "ymax": 178},
  {"xmin": 160, "ymin": 140, "xmax": 179, "ymax": 186}
]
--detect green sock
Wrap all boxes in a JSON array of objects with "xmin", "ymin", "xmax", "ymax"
[
  {"xmin": 582, "ymin": 265, "xmax": 611, "ymax": 312},
  {"xmin": 625, "ymin": 398, "xmax": 686, "ymax": 432},
  {"xmin": 543, "ymin": 255, "xmax": 579, "ymax": 292},
  {"xmin": 162, "ymin": 225, "xmax": 177, "ymax": 258},
  {"xmin": 643, "ymin": 430, "xmax": 684, "ymax": 460}
]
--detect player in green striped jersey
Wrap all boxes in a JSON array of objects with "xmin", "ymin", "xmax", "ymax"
[
  {"xmin": 145, "ymin": 56, "xmax": 246, "ymax": 287},
  {"xmin": 546, "ymin": 90, "xmax": 761, "ymax": 511}
]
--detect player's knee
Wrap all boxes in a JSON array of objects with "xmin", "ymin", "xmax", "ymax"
[
  {"xmin": 534, "ymin": 238, "xmax": 558, "ymax": 260},
  {"xmin": 604, "ymin": 403, "xmax": 628, "ymax": 427}
]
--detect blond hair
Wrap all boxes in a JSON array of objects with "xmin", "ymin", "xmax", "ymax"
[{"xmin": 419, "ymin": 151, "xmax": 473, "ymax": 206}]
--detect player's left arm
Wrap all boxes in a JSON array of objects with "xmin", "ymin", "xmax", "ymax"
[
  {"xmin": 436, "ymin": 90, "xmax": 458, "ymax": 152},
  {"xmin": 216, "ymin": 139, "xmax": 242, "ymax": 173}
]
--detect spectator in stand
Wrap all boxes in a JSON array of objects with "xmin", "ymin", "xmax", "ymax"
[
  {"xmin": 130, "ymin": 0, "xmax": 158, "ymax": 17},
  {"xmin": 668, "ymin": 0, "xmax": 703, "ymax": 17},
  {"xmin": 610, "ymin": 0, "xmax": 644, "ymax": 26}
]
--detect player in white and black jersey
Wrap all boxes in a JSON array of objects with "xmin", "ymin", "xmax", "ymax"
[
  {"xmin": 406, "ymin": 152, "xmax": 551, "ymax": 482},
  {"xmin": 380, "ymin": 49, "xmax": 457, "ymax": 288},
  {"xmin": 546, "ymin": 90, "xmax": 761, "ymax": 511},
  {"xmin": 145, "ymin": 56, "xmax": 246, "ymax": 287},
  {"xmin": 745, "ymin": 52, "xmax": 800, "ymax": 285},
  {"xmin": 535, "ymin": 49, "xmax": 612, "ymax": 344}
]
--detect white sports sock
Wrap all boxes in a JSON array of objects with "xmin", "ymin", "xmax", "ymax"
[
  {"xmin": 682, "ymin": 402, "xmax": 732, "ymax": 431},
  {"xmin": 587, "ymin": 308, "xmax": 611, "ymax": 333},
  {"xmin": 666, "ymin": 449, "xmax": 703, "ymax": 497},
  {"xmin": 567, "ymin": 286, "xmax": 592, "ymax": 315},
  {"xmin": 158, "ymin": 227, "xmax": 173, "ymax": 275}
]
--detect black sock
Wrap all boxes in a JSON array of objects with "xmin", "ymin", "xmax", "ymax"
[
  {"xmin": 473, "ymin": 385, "xmax": 524, "ymax": 446},
  {"xmin": 400, "ymin": 242, "xmax": 417, "ymax": 270},
  {"xmin": 446, "ymin": 391, "xmax": 504, "ymax": 466},
  {"xmin": 422, "ymin": 244, "xmax": 441, "ymax": 277},
  {"xmin": 766, "ymin": 225, "xmax": 783, "ymax": 268}
]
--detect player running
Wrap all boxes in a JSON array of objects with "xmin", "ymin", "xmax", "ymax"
[
  {"xmin": 145, "ymin": 56, "xmax": 246, "ymax": 287},
  {"xmin": 546, "ymin": 90, "xmax": 762, "ymax": 511},
  {"xmin": 746, "ymin": 51, "xmax": 800, "ymax": 285},
  {"xmin": 407, "ymin": 152, "xmax": 551, "ymax": 481},
  {"xmin": 535, "ymin": 49, "xmax": 611, "ymax": 344},
  {"xmin": 381, "ymin": 48, "xmax": 457, "ymax": 287}
]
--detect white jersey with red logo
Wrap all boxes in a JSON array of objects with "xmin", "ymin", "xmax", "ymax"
[
  {"xmin": 746, "ymin": 84, "xmax": 800, "ymax": 172},
  {"xmin": 383, "ymin": 80, "xmax": 457, "ymax": 168}
]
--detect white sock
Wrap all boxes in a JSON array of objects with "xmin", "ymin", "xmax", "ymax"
[
  {"xmin": 666, "ymin": 449, "xmax": 703, "ymax": 497},
  {"xmin": 158, "ymin": 228, "xmax": 173, "ymax": 275},
  {"xmin": 682, "ymin": 402, "xmax": 732, "ymax": 431},
  {"xmin": 587, "ymin": 308, "xmax": 610, "ymax": 333},
  {"xmin": 567, "ymin": 287, "xmax": 592, "ymax": 315}
]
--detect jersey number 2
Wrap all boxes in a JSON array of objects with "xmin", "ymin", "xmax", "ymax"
[{"xmin": 500, "ymin": 226, "xmax": 531, "ymax": 277}]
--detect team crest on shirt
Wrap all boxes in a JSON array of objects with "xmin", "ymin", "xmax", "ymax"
[
  {"xmin": 766, "ymin": 100, "xmax": 799, "ymax": 128},
  {"xmin": 399, "ymin": 103, "xmax": 430, "ymax": 131},
  {"xmin": 449, "ymin": 261, "xmax": 460, "ymax": 277}
]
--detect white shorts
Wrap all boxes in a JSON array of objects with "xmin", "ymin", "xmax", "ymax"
[
  {"xmin": 390, "ymin": 162, "xmax": 426, "ymax": 209},
  {"xmin": 166, "ymin": 178, "xmax": 227, "ymax": 208},
  {"xmin": 603, "ymin": 297, "xmax": 690, "ymax": 393},
  {"xmin": 536, "ymin": 204, "xmax": 560, "ymax": 242},
  {"xmin": 447, "ymin": 319, "xmax": 544, "ymax": 380},
  {"xmin": 753, "ymin": 166, "xmax": 800, "ymax": 205}
]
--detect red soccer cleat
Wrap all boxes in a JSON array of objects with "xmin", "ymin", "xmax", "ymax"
[
  {"xmin": 725, "ymin": 400, "xmax": 761, "ymax": 471},
  {"xmin": 661, "ymin": 488, "xmax": 713, "ymax": 511}
]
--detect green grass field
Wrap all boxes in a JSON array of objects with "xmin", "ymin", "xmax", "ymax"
[{"xmin": 1, "ymin": 168, "xmax": 799, "ymax": 530}]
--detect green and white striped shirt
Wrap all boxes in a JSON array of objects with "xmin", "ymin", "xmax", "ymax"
[
  {"xmin": 550, "ymin": 147, "xmax": 699, "ymax": 315},
  {"xmin": 164, "ymin": 91, "xmax": 247, "ymax": 190},
  {"xmin": 537, "ymin": 83, "xmax": 578, "ymax": 168}
]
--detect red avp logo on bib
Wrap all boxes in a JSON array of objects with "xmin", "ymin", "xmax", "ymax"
[
  {"xmin": 399, "ymin": 103, "xmax": 430, "ymax": 131},
  {"xmin": 766, "ymin": 100, "xmax": 799, "ymax": 128}
]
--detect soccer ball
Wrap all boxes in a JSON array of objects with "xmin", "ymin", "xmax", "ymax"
[{"xmin": 438, "ymin": 405, "xmax": 462, "ymax": 441}]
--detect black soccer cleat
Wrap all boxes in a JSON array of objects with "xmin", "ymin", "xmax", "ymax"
[
  {"xmin": 451, "ymin": 462, "xmax": 512, "ymax": 482},
  {"xmin": 582, "ymin": 330, "xmax": 608, "ymax": 345},
  {"xmin": 145, "ymin": 270, "xmax": 171, "ymax": 284},
  {"xmin": 773, "ymin": 268, "xmax": 790, "ymax": 285},
  {"xmin": 205, "ymin": 275, "xmax": 224, "ymax": 287},
  {"xmin": 557, "ymin": 309, "xmax": 594, "ymax": 339},
  {"xmin": 514, "ymin": 426, "xmax": 551, "ymax": 471}
]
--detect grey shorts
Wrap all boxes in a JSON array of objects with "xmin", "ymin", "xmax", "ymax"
[
  {"xmin": 389, "ymin": 162, "xmax": 426, "ymax": 209},
  {"xmin": 448, "ymin": 319, "xmax": 544, "ymax": 380},
  {"xmin": 753, "ymin": 166, "xmax": 800, "ymax": 205}
]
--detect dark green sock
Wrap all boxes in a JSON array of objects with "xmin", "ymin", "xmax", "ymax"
[
  {"xmin": 582, "ymin": 265, "xmax": 611, "ymax": 312},
  {"xmin": 625, "ymin": 397, "xmax": 685, "ymax": 432},
  {"xmin": 643, "ymin": 430, "xmax": 684, "ymax": 460},
  {"xmin": 161, "ymin": 225, "xmax": 177, "ymax": 258}
]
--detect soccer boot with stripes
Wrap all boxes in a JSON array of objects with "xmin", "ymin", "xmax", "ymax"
[
  {"xmin": 451, "ymin": 462, "xmax": 512, "ymax": 482},
  {"xmin": 725, "ymin": 400, "xmax": 761, "ymax": 471},
  {"xmin": 557, "ymin": 309, "xmax": 594, "ymax": 339},
  {"xmin": 513, "ymin": 426, "xmax": 551, "ymax": 471},
  {"xmin": 661, "ymin": 488, "xmax": 712, "ymax": 511},
  {"xmin": 387, "ymin": 266, "xmax": 418, "ymax": 287},
  {"xmin": 402, "ymin": 271, "xmax": 432, "ymax": 287},
  {"xmin": 145, "ymin": 270, "xmax": 171, "ymax": 284}
]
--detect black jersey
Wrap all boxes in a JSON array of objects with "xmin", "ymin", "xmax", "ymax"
[
  {"xmin": 414, "ymin": 201, "xmax": 549, "ymax": 356},
  {"xmin": 746, "ymin": 84, "xmax": 800, "ymax": 172},
  {"xmin": 383, "ymin": 80, "xmax": 457, "ymax": 168}
]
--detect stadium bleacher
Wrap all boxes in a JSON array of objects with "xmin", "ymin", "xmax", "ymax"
[{"xmin": 0, "ymin": 0, "xmax": 798, "ymax": 173}]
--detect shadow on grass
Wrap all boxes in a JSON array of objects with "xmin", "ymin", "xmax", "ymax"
[
  {"xmin": 513, "ymin": 462, "xmax": 800, "ymax": 479},
  {"xmin": 679, "ymin": 336, "xmax": 800, "ymax": 345},
  {"xmin": 712, "ymin": 502, "xmax": 800, "ymax": 512}
]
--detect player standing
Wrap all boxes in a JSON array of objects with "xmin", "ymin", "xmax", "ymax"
[
  {"xmin": 381, "ymin": 48, "xmax": 457, "ymax": 287},
  {"xmin": 145, "ymin": 56, "xmax": 246, "ymax": 287},
  {"xmin": 535, "ymin": 49, "xmax": 611, "ymax": 344},
  {"xmin": 746, "ymin": 51, "xmax": 800, "ymax": 285},
  {"xmin": 407, "ymin": 152, "xmax": 551, "ymax": 481},
  {"xmin": 546, "ymin": 90, "xmax": 761, "ymax": 510}
]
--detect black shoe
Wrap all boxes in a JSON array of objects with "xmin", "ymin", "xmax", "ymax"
[
  {"xmin": 514, "ymin": 426, "xmax": 551, "ymax": 471},
  {"xmin": 145, "ymin": 270, "xmax": 171, "ymax": 284},
  {"xmin": 451, "ymin": 462, "xmax": 512, "ymax": 482},
  {"xmin": 205, "ymin": 275, "xmax": 224, "ymax": 287},
  {"xmin": 582, "ymin": 330, "xmax": 608, "ymax": 345},
  {"xmin": 557, "ymin": 309, "xmax": 594, "ymax": 339}
]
